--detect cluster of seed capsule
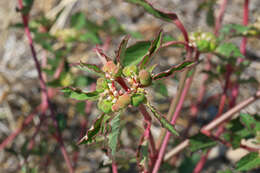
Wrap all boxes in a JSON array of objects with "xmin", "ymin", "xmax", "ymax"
[
  {"xmin": 189, "ymin": 31, "xmax": 218, "ymax": 52},
  {"xmin": 96, "ymin": 61, "xmax": 152, "ymax": 114}
]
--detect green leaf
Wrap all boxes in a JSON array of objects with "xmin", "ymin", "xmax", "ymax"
[
  {"xmin": 153, "ymin": 61, "xmax": 195, "ymax": 80},
  {"xmin": 138, "ymin": 140, "xmax": 149, "ymax": 171},
  {"xmin": 223, "ymin": 118, "xmax": 253, "ymax": 149},
  {"xmin": 189, "ymin": 133, "xmax": 217, "ymax": 152},
  {"xmin": 61, "ymin": 87, "xmax": 99, "ymax": 101},
  {"xmin": 153, "ymin": 81, "xmax": 168, "ymax": 97},
  {"xmin": 78, "ymin": 62, "xmax": 105, "ymax": 76},
  {"xmin": 240, "ymin": 113, "xmax": 260, "ymax": 134},
  {"xmin": 56, "ymin": 114, "xmax": 67, "ymax": 131},
  {"xmin": 220, "ymin": 24, "xmax": 252, "ymax": 37},
  {"xmin": 122, "ymin": 41, "xmax": 151, "ymax": 67},
  {"xmin": 116, "ymin": 35, "xmax": 130, "ymax": 64},
  {"xmin": 140, "ymin": 29, "xmax": 163, "ymax": 68},
  {"xmin": 108, "ymin": 113, "xmax": 121, "ymax": 156},
  {"xmin": 178, "ymin": 153, "xmax": 200, "ymax": 173},
  {"xmin": 125, "ymin": 0, "xmax": 177, "ymax": 22},
  {"xmin": 215, "ymin": 43, "xmax": 244, "ymax": 58},
  {"xmin": 236, "ymin": 152, "xmax": 260, "ymax": 171},
  {"xmin": 79, "ymin": 32, "xmax": 101, "ymax": 44},
  {"xmin": 217, "ymin": 169, "xmax": 233, "ymax": 173},
  {"xmin": 78, "ymin": 114, "xmax": 105, "ymax": 144},
  {"xmin": 146, "ymin": 102, "xmax": 179, "ymax": 136}
]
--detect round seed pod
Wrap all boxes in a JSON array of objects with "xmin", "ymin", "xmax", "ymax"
[
  {"xmin": 98, "ymin": 99, "xmax": 113, "ymax": 114},
  {"xmin": 138, "ymin": 69, "xmax": 152, "ymax": 86},
  {"xmin": 112, "ymin": 93, "xmax": 131, "ymax": 112},
  {"xmin": 131, "ymin": 93, "xmax": 146, "ymax": 107},
  {"xmin": 122, "ymin": 65, "xmax": 138, "ymax": 77},
  {"xmin": 96, "ymin": 78, "xmax": 108, "ymax": 93}
]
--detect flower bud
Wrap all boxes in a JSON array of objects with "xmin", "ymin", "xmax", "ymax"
[
  {"xmin": 102, "ymin": 61, "xmax": 121, "ymax": 77},
  {"xmin": 98, "ymin": 99, "xmax": 113, "ymax": 113},
  {"xmin": 96, "ymin": 78, "xmax": 108, "ymax": 93},
  {"xmin": 122, "ymin": 65, "xmax": 138, "ymax": 77},
  {"xmin": 190, "ymin": 32, "xmax": 218, "ymax": 52},
  {"xmin": 138, "ymin": 69, "xmax": 152, "ymax": 86},
  {"xmin": 112, "ymin": 93, "xmax": 131, "ymax": 112},
  {"xmin": 131, "ymin": 93, "xmax": 146, "ymax": 107}
]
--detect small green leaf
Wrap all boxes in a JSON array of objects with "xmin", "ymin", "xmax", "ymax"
[
  {"xmin": 153, "ymin": 61, "xmax": 195, "ymax": 80},
  {"xmin": 217, "ymin": 169, "xmax": 233, "ymax": 173},
  {"xmin": 236, "ymin": 152, "xmax": 260, "ymax": 171},
  {"xmin": 215, "ymin": 43, "xmax": 244, "ymax": 58},
  {"xmin": 240, "ymin": 113, "xmax": 260, "ymax": 134},
  {"xmin": 61, "ymin": 87, "xmax": 99, "ymax": 101},
  {"xmin": 79, "ymin": 31, "xmax": 101, "ymax": 44},
  {"xmin": 140, "ymin": 29, "xmax": 163, "ymax": 68},
  {"xmin": 153, "ymin": 81, "xmax": 168, "ymax": 97},
  {"xmin": 108, "ymin": 113, "xmax": 121, "ymax": 156},
  {"xmin": 125, "ymin": 0, "xmax": 177, "ymax": 22},
  {"xmin": 78, "ymin": 62, "xmax": 105, "ymax": 76},
  {"xmin": 78, "ymin": 114, "xmax": 105, "ymax": 144},
  {"xmin": 138, "ymin": 140, "xmax": 149, "ymax": 171},
  {"xmin": 206, "ymin": 2, "xmax": 215, "ymax": 27},
  {"xmin": 116, "ymin": 35, "xmax": 130, "ymax": 64},
  {"xmin": 57, "ymin": 114, "xmax": 67, "ymax": 131},
  {"xmin": 123, "ymin": 41, "xmax": 151, "ymax": 67},
  {"xmin": 220, "ymin": 24, "xmax": 252, "ymax": 37},
  {"xmin": 189, "ymin": 133, "xmax": 217, "ymax": 152},
  {"xmin": 146, "ymin": 102, "xmax": 179, "ymax": 136}
]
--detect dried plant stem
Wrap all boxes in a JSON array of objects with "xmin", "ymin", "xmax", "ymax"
[{"xmin": 164, "ymin": 90, "xmax": 260, "ymax": 161}]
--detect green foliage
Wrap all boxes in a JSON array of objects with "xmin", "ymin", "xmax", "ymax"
[
  {"xmin": 223, "ymin": 114, "xmax": 259, "ymax": 149},
  {"xmin": 56, "ymin": 114, "xmax": 67, "ymax": 131},
  {"xmin": 108, "ymin": 113, "xmax": 121, "ymax": 156},
  {"xmin": 189, "ymin": 133, "xmax": 217, "ymax": 152},
  {"xmin": 140, "ymin": 30, "xmax": 163, "ymax": 68},
  {"xmin": 153, "ymin": 81, "xmax": 168, "ymax": 97},
  {"xmin": 98, "ymin": 99, "xmax": 113, "ymax": 114},
  {"xmin": 215, "ymin": 43, "xmax": 244, "ymax": 58},
  {"xmin": 178, "ymin": 153, "xmax": 200, "ymax": 173},
  {"xmin": 61, "ymin": 87, "xmax": 99, "ymax": 101},
  {"xmin": 131, "ymin": 93, "xmax": 146, "ymax": 107},
  {"xmin": 123, "ymin": 41, "xmax": 151, "ymax": 67},
  {"xmin": 146, "ymin": 102, "xmax": 179, "ymax": 136},
  {"xmin": 116, "ymin": 35, "xmax": 130, "ymax": 64},
  {"xmin": 236, "ymin": 152, "xmax": 260, "ymax": 171},
  {"xmin": 78, "ymin": 62, "xmax": 105, "ymax": 77},
  {"xmin": 79, "ymin": 114, "xmax": 107, "ymax": 144},
  {"xmin": 153, "ymin": 61, "xmax": 195, "ymax": 80},
  {"xmin": 138, "ymin": 140, "xmax": 149, "ymax": 171},
  {"xmin": 125, "ymin": 0, "xmax": 177, "ymax": 22},
  {"xmin": 220, "ymin": 24, "xmax": 260, "ymax": 38}
]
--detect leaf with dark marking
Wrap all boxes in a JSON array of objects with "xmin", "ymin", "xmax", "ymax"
[
  {"xmin": 146, "ymin": 102, "xmax": 179, "ymax": 136},
  {"xmin": 153, "ymin": 61, "xmax": 195, "ymax": 80},
  {"xmin": 116, "ymin": 35, "xmax": 130, "ymax": 64},
  {"xmin": 140, "ymin": 29, "xmax": 163, "ymax": 68},
  {"xmin": 78, "ymin": 114, "xmax": 105, "ymax": 144},
  {"xmin": 78, "ymin": 61, "xmax": 105, "ymax": 76}
]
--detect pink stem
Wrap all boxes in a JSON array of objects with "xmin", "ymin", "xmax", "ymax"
[
  {"xmin": 240, "ymin": 0, "xmax": 249, "ymax": 56},
  {"xmin": 17, "ymin": 1, "xmax": 74, "ymax": 172},
  {"xmin": 112, "ymin": 161, "xmax": 118, "ymax": 173},
  {"xmin": 214, "ymin": 0, "xmax": 228, "ymax": 36}
]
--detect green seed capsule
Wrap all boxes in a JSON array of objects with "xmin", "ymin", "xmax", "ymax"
[
  {"xmin": 96, "ymin": 78, "xmax": 108, "ymax": 93},
  {"xmin": 131, "ymin": 93, "xmax": 146, "ymax": 107},
  {"xmin": 112, "ymin": 93, "xmax": 131, "ymax": 112},
  {"xmin": 138, "ymin": 70, "xmax": 152, "ymax": 86},
  {"xmin": 98, "ymin": 99, "xmax": 113, "ymax": 113},
  {"xmin": 122, "ymin": 65, "xmax": 138, "ymax": 77}
]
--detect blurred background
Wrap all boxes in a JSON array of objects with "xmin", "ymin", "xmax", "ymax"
[{"xmin": 0, "ymin": 0, "xmax": 260, "ymax": 173}]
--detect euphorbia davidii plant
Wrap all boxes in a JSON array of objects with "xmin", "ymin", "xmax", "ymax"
[{"xmin": 62, "ymin": 32, "xmax": 195, "ymax": 145}]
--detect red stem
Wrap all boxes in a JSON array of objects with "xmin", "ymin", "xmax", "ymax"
[
  {"xmin": 112, "ymin": 161, "xmax": 118, "ymax": 173},
  {"xmin": 17, "ymin": 1, "xmax": 74, "ymax": 172},
  {"xmin": 214, "ymin": 0, "xmax": 228, "ymax": 36},
  {"xmin": 240, "ymin": 0, "xmax": 249, "ymax": 56}
]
